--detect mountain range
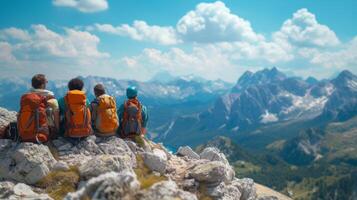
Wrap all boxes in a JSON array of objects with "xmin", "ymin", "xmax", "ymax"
[{"xmin": 158, "ymin": 68, "xmax": 357, "ymax": 150}]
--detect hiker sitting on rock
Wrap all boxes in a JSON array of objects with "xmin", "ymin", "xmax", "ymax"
[
  {"xmin": 58, "ymin": 78, "xmax": 92, "ymax": 139},
  {"xmin": 90, "ymin": 84, "xmax": 119, "ymax": 137},
  {"xmin": 17, "ymin": 74, "xmax": 59, "ymax": 143},
  {"xmin": 117, "ymin": 86, "xmax": 148, "ymax": 139}
]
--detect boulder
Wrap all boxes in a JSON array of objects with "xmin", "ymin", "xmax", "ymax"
[
  {"xmin": 142, "ymin": 151, "xmax": 167, "ymax": 174},
  {"xmin": 65, "ymin": 171, "xmax": 140, "ymax": 200},
  {"xmin": 137, "ymin": 180, "xmax": 198, "ymax": 200},
  {"xmin": 0, "ymin": 181, "xmax": 15, "ymax": 199},
  {"xmin": 79, "ymin": 155, "xmax": 134, "ymax": 180},
  {"xmin": 53, "ymin": 161, "xmax": 70, "ymax": 171},
  {"xmin": 189, "ymin": 161, "xmax": 235, "ymax": 184},
  {"xmin": 179, "ymin": 178, "xmax": 199, "ymax": 193},
  {"xmin": 0, "ymin": 181, "xmax": 52, "ymax": 200},
  {"xmin": 0, "ymin": 142, "xmax": 56, "ymax": 185},
  {"xmin": 0, "ymin": 107, "xmax": 16, "ymax": 136},
  {"xmin": 177, "ymin": 146, "xmax": 200, "ymax": 159},
  {"xmin": 56, "ymin": 136, "xmax": 136, "ymax": 167},
  {"xmin": 232, "ymin": 178, "xmax": 257, "ymax": 200},
  {"xmin": 200, "ymin": 147, "xmax": 229, "ymax": 165},
  {"xmin": 205, "ymin": 182, "xmax": 242, "ymax": 200}
]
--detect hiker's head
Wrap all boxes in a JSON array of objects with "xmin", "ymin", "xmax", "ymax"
[
  {"xmin": 31, "ymin": 74, "xmax": 47, "ymax": 89},
  {"xmin": 68, "ymin": 78, "xmax": 84, "ymax": 91},
  {"xmin": 126, "ymin": 86, "xmax": 138, "ymax": 99},
  {"xmin": 94, "ymin": 84, "xmax": 106, "ymax": 97}
]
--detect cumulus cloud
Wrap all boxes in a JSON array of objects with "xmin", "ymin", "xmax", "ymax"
[
  {"xmin": 176, "ymin": 1, "xmax": 263, "ymax": 43},
  {"xmin": 94, "ymin": 21, "xmax": 180, "ymax": 45},
  {"xmin": 1, "ymin": 2, "xmax": 356, "ymax": 81},
  {"xmin": 274, "ymin": 8, "xmax": 340, "ymax": 47},
  {"xmin": 1, "ymin": 25, "xmax": 109, "ymax": 64},
  {"xmin": 93, "ymin": 1, "xmax": 263, "ymax": 45},
  {"xmin": 0, "ymin": 42, "xmax": 15, "ymax": 62},
  {"xmin": 0, "ymin": 28, "xmax": 31, "ymax": 41},
  {"xmin": 300, "ymin": 36, "xmax": 357, "ymax": 68},
  {"xmin": 53, "ymin": 0, "xmax": 108, "ymax": 13}
]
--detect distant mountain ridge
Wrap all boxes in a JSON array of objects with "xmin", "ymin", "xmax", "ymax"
[{"xmin": 158, "ymin": 68, "xmax": 357, "ymax": 148}]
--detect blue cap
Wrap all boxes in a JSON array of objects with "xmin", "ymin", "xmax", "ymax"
[{"xmin": 126, "ymin": 86, "xmax": 138, "ymax": 99}]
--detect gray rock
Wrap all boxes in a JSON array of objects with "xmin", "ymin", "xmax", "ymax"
[
  {"xmin": 0, "ymin": 107, "xmax": 17, "ymax": 136},
  {"xmin": 190, "ymin": 161, "xmax": 235, "ymax": 184},
  {"xmin": 125, "ymin": 139, "xmax": 141, "ymax": 153},
  {"xmin": 0, "ymin": 139, "xmax": 13, "ymax": 151},
  {"xmin": 53, "ymin": 161, "xmax": 70, "ymax": 171},
  {"xmin": 200, "ymin": 147, "xmax": 229, "ymax": 165},
  {"xmin": 57, "ymin": 143, "xmax": 73, "ymax": 151},
  {"xmin": 0, "ymin": 182, "xmax": 52, "ymax": 200},
  {"xmin": 0, "ymin": 142, "xmax": 56, "ymax": 185},
  {"xmin": 65, "ymin": 171, "xmax": 140, "ymax": 200},
  {"xmin": 52, "ymin": 138, "xmax": 65, "ymax": 148},
  {"xmin": 57, "ymin": 136, "xmax": 136, "ymax": 168},
  {"xmin": 232, "ymin": 178, "xmax": 257, "ymax": 200},
  {"xmin": 79, "ymin": 155, "xmax": 134, "ymax": 180},
  {"xmin": 179, "ymin": 178, "xmax": 199, "ymax": 193},
  {"xmin": 137, "ymin": 180, "xmax": 198, "ymax": 200},
  {"xmin": 153, "ymin": 148, "xmax": 168, "ymax": 161},
  {"xmin": 177, "ymin": 146, "xmax": 200, "ymax": 159},
  {"xmin": 0, "ymin": 181, "xmax": 15, "ymax": 199},
  {"xmin": 206, "ymin": 182, "xmax": 242, "ymax": 200},
  {"xmin": 142, "ymin": 151, "xmax": 167, "ymax": 174}
]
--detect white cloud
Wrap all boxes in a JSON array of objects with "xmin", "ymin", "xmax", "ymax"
[
  {"xmin": 53, "ymin": 0, "xmax": 108, "ymax": 13},
  {"xmin": 301, "ymin": 36, "xmax": 357, "ymax": 68},
  {"xmin": 1, "ymin": 2, "xmax": 356, "ymax": 82},
  {"xmin": 0, "ymin": 27, "xmax": 31, "ymax": 41},
  {"xmin": 1, "ymin": 24, "xmax": 109, "ymax": 66},
  {"xmin": 94, "ymin": 21, "xmax": 180, "ymax": 45},
  {"xmin": 176, "ymin": 1, "xmax": 263, "ymax": 43},
  {"xmin": 274, "ymin": 8, "xmax": 340, "ymax": 47},
  {"xmin": 93, "ymin": 1, "xmax": 263, "ymax": 44},
  {"xmin": 118, "ymin": 45, "xmax": 241, "ymax": 81},
  {"xmin": 0, "ymin": 42, "xmax": 16, "ymax": 62}
]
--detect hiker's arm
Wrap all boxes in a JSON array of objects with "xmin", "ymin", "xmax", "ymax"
[
  {"xmin": 48, "ymin": 98, "xmax": 60, "ymax": 131},
  {"xmin": 141, "ymin": 105, "xmax": 148, "ymax": 128}
]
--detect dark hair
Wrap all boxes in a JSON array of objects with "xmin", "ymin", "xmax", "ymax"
[
  {"xmin": 94, "ymin": 84, "xmax": 105, "ymax": 96},
  {"xmin": 31, "ymin": 74, "xmax": 47, "ymax": 89},
  {"xmin": 68, "ymin": 78, "xmax": 84, "ymax": 91}
]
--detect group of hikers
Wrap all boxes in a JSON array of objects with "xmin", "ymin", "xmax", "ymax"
[{"xmin": 15, "ymin": 74, "xmax": 148, "ymax": 144}]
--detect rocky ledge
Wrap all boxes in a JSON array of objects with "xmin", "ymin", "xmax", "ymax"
[{"xmin": 0, "ymin": 107, "xmax": 290, "ymax": 200}]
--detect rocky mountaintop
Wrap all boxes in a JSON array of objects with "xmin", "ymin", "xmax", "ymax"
[{"xmin": 0, "ymin": 107, "xmax": 289, "ymax": 200}]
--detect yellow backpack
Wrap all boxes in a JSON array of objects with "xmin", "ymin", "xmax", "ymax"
[{"xmin": 95, "ymin": 95, "xmax": 119, "ymax": 134}]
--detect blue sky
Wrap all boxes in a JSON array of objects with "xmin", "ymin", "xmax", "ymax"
[{"xmin": 0, "ymin": 0, "xmax": 356, "ymax": 82}]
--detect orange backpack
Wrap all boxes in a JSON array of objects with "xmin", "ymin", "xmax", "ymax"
[
  {"xmin": 121, "ymin": 98, "xmax": 143, "ymax": 137},
  {"xmin": 95, "ymin": 95, "xmax": 119, "ymax": 134},
  {"xmin": 64, "ymin": 90, "xmax": 92, "ymax": 138},
  {"xmin": 17, "ymin": 93, "xmax": 49, "ymax": 143}
]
